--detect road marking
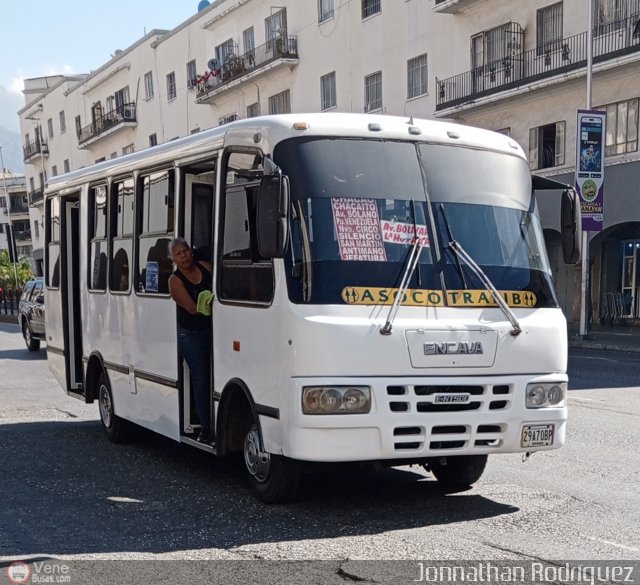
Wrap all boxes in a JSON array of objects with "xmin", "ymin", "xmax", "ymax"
[{"xmin": 585, "ymin": 536, "xmax": 639, "ymax": 552}]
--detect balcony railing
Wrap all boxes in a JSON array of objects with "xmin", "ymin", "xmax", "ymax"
[
  {"xmin": 77, "ymin": 103, "xmax": 137, "ymax": 146},
  {"xmin": 28, "ymin": 189, "xmax": 44, "ymax": 206},
  {"xmin": 436, "ymin": 13, "xmax": 640, "ymax": 111},
  {"xmin": 196, "ymin": 35, "xmax": 298, "ymax": 103},
  {"xmin": 14, "ymin": 229, "xmax": 32, "ymax": 242},
  {"xmin": 23, "ymin": 139, "xmax": 48, "ymax": 162},
  {"xmin": 10, "ymin": 201, "xmax": 29, "ymax": 214}
]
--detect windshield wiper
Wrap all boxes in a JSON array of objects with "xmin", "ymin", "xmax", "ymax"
[
  {"xmin": 439, "ymin": 205, "xmax": 468, "ymax": 289},
  {"xmin": 448, "ymin": 240, "xmax": 522, "ymax": 336},
  {"xmin": 380, "ymin": 235, "xmax": 425, "ymax": 336},
  {"xmin": 292, "ymin": 200, "xmax": 313, "ymax": 302}
]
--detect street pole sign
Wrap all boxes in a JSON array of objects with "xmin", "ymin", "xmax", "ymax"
[{"xmin": 575, "ymin": 109, "xmax": 606, "ymax": 231}]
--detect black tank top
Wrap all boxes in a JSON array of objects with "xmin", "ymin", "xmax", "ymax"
[{"xmin": 173, "ymin": 263, "xmax": 212, "ymax": 330}]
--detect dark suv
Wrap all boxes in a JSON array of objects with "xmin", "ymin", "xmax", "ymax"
[{"xmin": 19, "ymin": 277, "xmax": 46, "ymax": 351}]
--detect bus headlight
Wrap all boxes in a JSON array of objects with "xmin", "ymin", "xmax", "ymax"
[
  {"xmin": 526, "ymin": 382, "xmax": 566, "ymax": 408},
  {"xmin": 302, "ymin": 386, "xmax": 371, "ymax": 414}
]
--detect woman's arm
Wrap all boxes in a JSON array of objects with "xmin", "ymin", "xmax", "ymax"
[{"xmin": 169, "ymin": 274, "xmax": 198, "ymax": 314}]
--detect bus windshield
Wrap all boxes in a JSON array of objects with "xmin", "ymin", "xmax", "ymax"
[{"xmin": 275, "ymin": 137, "xmax": 557, "ymax": 308}]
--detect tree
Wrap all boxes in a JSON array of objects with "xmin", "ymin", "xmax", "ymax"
[{"xmin": 0, "ymin": 250, "xmax": 34, "ymax": 291}]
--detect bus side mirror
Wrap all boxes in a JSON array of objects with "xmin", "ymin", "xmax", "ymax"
[
  {"xmin": 561, "ymin": 188, "xmax": 581, "ymax": 264},
  {"xmin": 257, "ymin": 173, "xmax": 290, "ymax": 258}
]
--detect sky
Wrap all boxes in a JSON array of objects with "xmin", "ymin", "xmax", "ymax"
[{"xmin": 0, "ymin": 0, "xmax": 206, "ymax": 132}]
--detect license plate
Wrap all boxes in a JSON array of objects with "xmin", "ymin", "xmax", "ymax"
[{"xmin": 521, "ymin": 424, "xmax": 555, "ymax": 447}]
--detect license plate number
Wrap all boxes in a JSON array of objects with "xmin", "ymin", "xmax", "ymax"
[{"xmin": 521, "ymin": 424, "xmax": 554, "ymax": 447}]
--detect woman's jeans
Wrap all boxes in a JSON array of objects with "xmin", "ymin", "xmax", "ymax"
[{"xmin": 177, "ymin": 326, "xmax": 211, "ymax": 434}]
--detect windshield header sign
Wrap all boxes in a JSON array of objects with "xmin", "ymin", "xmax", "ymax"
[
  {"xmin": 575, "ymin": 110, "xmax": 606, "ymax": 232},
  {"xmin": 341, "ymin": 287, "xmax": 537, "ymax": 308}
]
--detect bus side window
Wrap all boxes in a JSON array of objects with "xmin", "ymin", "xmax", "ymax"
[
  {"xmin": 136, "ymin": 170, "xmax": 175, "ymax": 294},
  {"xmin": 88, "ymin": 184, "xmax": 108, "ymax": 293},
  {"xmin": 219, "ymin": 151, "xmax": 274, "ymax": 304}
]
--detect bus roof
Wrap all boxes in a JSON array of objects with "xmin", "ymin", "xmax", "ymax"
[{"xmin": 46, "ymin": 113, "xmax": 525, "ymax": 194}]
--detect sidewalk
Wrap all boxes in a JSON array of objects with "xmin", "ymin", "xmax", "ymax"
[{"xmin": 568, "ymin": 323, "xmax": 640, "ymax": 353}]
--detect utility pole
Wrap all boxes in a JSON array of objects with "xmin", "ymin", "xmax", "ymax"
[{"xmin": 0, "ymin": 146, "xmax": 20, "ymax": 290}]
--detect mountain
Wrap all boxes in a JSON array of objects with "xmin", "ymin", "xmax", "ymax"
[{"xmin": 0, "ymin": 125, "xmax": 24, "ymax": 174}]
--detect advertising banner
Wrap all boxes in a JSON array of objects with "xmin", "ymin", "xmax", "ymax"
[{"xmin": 575, "ymin": 109, "xmax": 606, "ymax": 231}]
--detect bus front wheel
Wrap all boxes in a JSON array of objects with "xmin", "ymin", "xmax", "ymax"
[
  {"xmin": 98, "ymin": 370, "xmax": 132, "ymax": 444},
  {"xmin": 427, "ymin": 454, "xmax": 488, "ymax": 493},
  {"xmin": 243, "ymin": 423, "xmax": 300, "ymax": 504}
]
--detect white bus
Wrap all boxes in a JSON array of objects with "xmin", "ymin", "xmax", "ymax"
[{"xmin": 44, "ymin": 113, "xmax": 580, "ymax": 503}]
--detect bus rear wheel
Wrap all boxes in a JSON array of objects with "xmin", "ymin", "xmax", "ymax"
[
  {"xmin": 427, "ymin": 454, "xmax": 488, "ymax": 493},
  {"xmin": 243, "ymin": 422, "xmax": 300, "ymax": 504},
  {"xmin": 98, "ymin": 370, "xmax": 132, "ymax": 444}
]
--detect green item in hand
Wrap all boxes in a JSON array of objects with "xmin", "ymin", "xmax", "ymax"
[{"xmin": 197, "ymin": 290, "xmax": 215, "ymax": 316}]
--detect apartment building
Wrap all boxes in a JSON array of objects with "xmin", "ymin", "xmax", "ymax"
[
  {"xmin": 0, "ymin": 171, "xmax": 31, "ymax": 263},
  {"xmin": 17, "ymin": 0, "xmax": 640, "ymax": 324},
  {"xmin": 432, "ymin": 0, "xmax": 640, "ymax": 324}
]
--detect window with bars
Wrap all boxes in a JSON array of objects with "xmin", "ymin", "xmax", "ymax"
[
  {"xmin": 537, "ymin": 2, "xmax": 563, "ymax": 54},
  {"xmin": 186, "ymin": 60, "xmax": 197, "ymax": 90},
  {"xmin": 595, "ymin": 0, "xmax": 640, "ymax": 32},
  {"xmin": 364, "ymin": 71, "xmax": 382, "ymax": 112},
  {"xmin": 247, "ymin": 103, "xmax": 260, "ymax": 118},
  {"xmin": 318, "ymin": 0, "xmax": 334, "ymax": 22},
  {"xmin": 321, "ymin": 71, "xmax": 337, "ymax": 110},
  {"xmin": 362, "ymin": 0, "xmax": 381, "ymax": 19},
  {"xmin": 166, "ymin": 72, "xmax": 176, "ymax": 101},
  {"xmin": 269, "ymin": 90, "xmax": 291, "ymax": 114},
  {"xmin": 407, "ymin": 54, "xmax": 428, "ymax": 99},
  {"xmin": 529, "ymin": 121, "xmax": 565, "ymax": 170},
  {"xmin": 144, "ymin": 71, "xmax": 154, "ymax": 99},
  {"xmin": 471, "ymin": 23, "xmax": 510, "ymax": 70},
  {"xmin": 598, "ymin": 97, "xmax": 639, "ymax": 156}
]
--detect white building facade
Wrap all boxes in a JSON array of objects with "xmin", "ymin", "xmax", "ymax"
[{"xmin": 17, "ymin": 0, "xmax": 640, "ymax": 324}]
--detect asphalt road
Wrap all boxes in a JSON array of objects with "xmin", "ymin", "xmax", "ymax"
[{"xmin": 1, "ymin": 323, "xmax": 639, "ymax": 583}]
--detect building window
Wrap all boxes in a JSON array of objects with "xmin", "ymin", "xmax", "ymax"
[
  {"xmin": 598, "ymin": 97, "xmax": 639, "ymax": 156},
  {"xmin": 529, "ymin": 121, "xmax": 565, "ymax": 170},
  {"xmin": 318, "ymin": 0, "xmax": 335, "ymax": 22},
  {"xmin": 74, "ymin": 116, "xmax": 82, "ymax": 139},
  {"xmin": 186, "ymin": 60, "xmax": 197, "ymax": 90},
  {"xmin": 495, "ymin": 127, "xmax": 512, "ymax": 136},
  {"xmin": 144, "ymin": 71, "xmax": 154, "ymax": 99},
  {"xmin": 219, "ymin": 114, "xmax": 239, "ymax": 126},
  {"xmin": 265, "ymin": 8, "xmax": 287, "ymax": 49},
  {"xmin": 63, "ymin": 159, "xmax": 70, "ymax": 173},
  {"xmin": 166, "ymin": 72, "xmax": 177, "ymax": 101},
  {"xmin": 59, "ymin": 110, "xmax": 66, "ymax": 134},
  {"xmin": 364, "ymin": 71, "xmax": 382, "ymax": 112},
  {"xmin": 137, "ymin": 170, "xmax": 175, "ymax": 294},
  {"xmin": 115, "ymin": 87, "xmax": 130, "ymax": 112},
  {"xmin": 407, "ymin": 54, "xmax": 428, "ymax": 99},
  {"xmin": 216, "ymin": 38, "xmax": 236, "ymax": 68},
  {"xmin": 268, "ymin": 90, "xmax": 291, "ymax": 114},
  {"xmin": 537, "ymin": 2, "xmax": 563, "ymax": 55},
  {"xmin": 320, "ymin": 71, "xmax": 337, "ymax": 110},
  {"xmin": 247, "ymin": 102, "xmax": 260, "ymax": 118},
  {"xmin": 362, "ymin": 0, "xmax": 381, "ymax": 19},
  {"xmin": 29, "ymin": 177, "xmax": 35, "ymax": 192},
  {"xmin": 122, "ymin": 144, "xmax": 135, "ymax": 155},
  {"xmin": 52, "ymin": 165, "xmax": 58, "ymax": 177},
  {"xmin": 149, "ymin": 133, "xmax": 158, "ymax": 147},
  {"xmin": 88, "ymin": 184, "xmax": 108, "ymax": 292},
  {"xmin": 595, "ymin": 0, "xmax": 637, "ymax": 28},
  {"xmin": 243, "ymin": 27, "xmax": 255, "ymax": 56},
  {"xmin": 111, "ymin": 152, "xmax": 118, "ymax": 159},
  {"xmin": 190, "ymin": 128, "xmax": 201, "ymax": 135}
]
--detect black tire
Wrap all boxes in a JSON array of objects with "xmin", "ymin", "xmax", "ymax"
[
  {"xmin": 428, "ymin": 454, "xmax": 488, "ymax": 493},
  {"xmin": 97, "ymin": 369, "xmax": 132, "ymax": 444},
  {"xmin": 22, "ymin": 320, "xmax": 40, "ymax": 352},
  {"xmin": 243, "ymin": 422, "xmax": 300, "ymax": 504}
]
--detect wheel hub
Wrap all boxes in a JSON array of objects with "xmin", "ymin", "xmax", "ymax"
[
  {"xmin": 244, "ymin": 425, "xmax": 271, "ymax": 483},
  {"xmin": 99, "ymin": 384, "xmax": 113, "ymax": 428}
]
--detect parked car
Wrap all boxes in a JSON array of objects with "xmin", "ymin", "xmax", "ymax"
[{"xmin": 19, "ymin": 277, "xmax": 45, "ymax": 351}]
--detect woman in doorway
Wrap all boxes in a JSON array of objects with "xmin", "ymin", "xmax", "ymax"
[{"xmin": 168, "ymin": 237, "xmax": 213, "ymax": 443}]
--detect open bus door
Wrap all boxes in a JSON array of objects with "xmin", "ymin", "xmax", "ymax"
[{"xmin": 47, "ymin": 193, "xmax": 84, "ymax": 400}]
